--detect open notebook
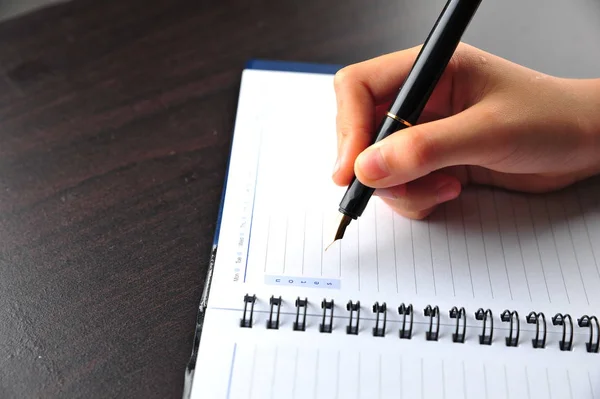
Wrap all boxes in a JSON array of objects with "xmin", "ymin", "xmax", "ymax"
[{"xmin": 184, "ymin": 61, "xmax": 600, "ymax": 399}]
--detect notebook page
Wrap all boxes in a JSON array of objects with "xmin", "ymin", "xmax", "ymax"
[
  {"xmin": 205, "ymin": 67, "xmax": 600, "ymax": 316},
  {"xmin": 192, "ymin": 303, "xmax": 600, "ymax": 399}
]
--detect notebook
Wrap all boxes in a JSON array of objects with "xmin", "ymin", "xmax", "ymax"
[{"xmin": 183, "ymin": 60, "xmax": 600, "ymax": 399}]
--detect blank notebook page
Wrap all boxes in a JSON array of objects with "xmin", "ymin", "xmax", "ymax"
[{"xmin": 190, "ymin": 65, "xmax": 600, "ymax": 399}]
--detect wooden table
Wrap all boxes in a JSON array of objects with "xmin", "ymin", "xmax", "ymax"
[{"xmin": 1, "ymin": 0, "xmax": 599, "ymax": 397}]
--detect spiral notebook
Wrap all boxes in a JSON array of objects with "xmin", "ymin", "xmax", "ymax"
[{"xmin": 183, "ymin": 60, "xmax": 600, "ymax": 399}]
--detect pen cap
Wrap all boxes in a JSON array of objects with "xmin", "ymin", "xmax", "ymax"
[{"xmin": 390, "ymin": 0, "xmax": 482, "ymax": 124}]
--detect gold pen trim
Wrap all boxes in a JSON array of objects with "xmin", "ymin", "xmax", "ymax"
[{"xmin": 386, "ymin": 112, "xmax": 413, "ymax": 127}]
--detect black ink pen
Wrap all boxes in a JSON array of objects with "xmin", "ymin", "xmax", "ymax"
[{"xmin": 329, "ymin": 0, "xmax": 482, "ymax": 246}]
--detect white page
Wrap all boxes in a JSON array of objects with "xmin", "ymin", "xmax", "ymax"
[
  {"xmin": 206, "ymin": 68, "xmax": 600, "ymax": 314},
  {"xmin": 192, "ymin": 303, "xmax": 600, "ymax": 399},
  {"xmin": 190, "ymin": 66, "xmax": 600, "ymax": 398}
]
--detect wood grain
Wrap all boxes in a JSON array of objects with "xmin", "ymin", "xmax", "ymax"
[{"xmin": 0, "ymin": 0, "xmax": 599, "ymax": 397}]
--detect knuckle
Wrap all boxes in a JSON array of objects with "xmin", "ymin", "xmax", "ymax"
[
  {"xmin": 477, "ymin": 103, "xmax": 507, "ymax": 134},
  {"xmin": 333, "ymin": 66, "xmax": 356, "ymax": 91},
  {"xmin": 405, "ymin": 129, "xmax": 436, "ymax": 171}
]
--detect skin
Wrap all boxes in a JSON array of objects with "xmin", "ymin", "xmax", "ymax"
[{"xmin": 332, "ymin": 43, "xmax": 600, "ymax": 219}]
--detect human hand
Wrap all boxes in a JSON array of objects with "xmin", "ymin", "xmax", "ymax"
[{"xmin": 332, "ymin": 43, "xmax": 600, "ymax": 219}]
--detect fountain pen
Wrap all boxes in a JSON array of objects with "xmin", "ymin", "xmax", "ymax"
[{"xmin": 330, "ymin": 0, "xmax": 482, "ymax": 245}]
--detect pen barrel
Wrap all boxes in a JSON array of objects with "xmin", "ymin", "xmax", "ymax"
[
  {"xmin": 339, "ymin": 117, "xmax": 409, "ymax": 219},
  {"xmin": 389, "ymin": 0, "xmax": 482, "ymax": 124}
]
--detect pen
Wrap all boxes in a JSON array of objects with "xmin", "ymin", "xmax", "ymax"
[{"xmin": 330, "ymin": 0, "xmax": 482, "ymax": 245}]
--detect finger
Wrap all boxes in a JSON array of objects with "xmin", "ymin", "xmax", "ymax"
[
  {"xmin": 467, "ymin": 165, "xmax": 580, "ymax": 193},
  {"xmin": 386, "ymin": 204, "xmax": 439, "ymax": 220},
  {"xmin": 332, "ymin": 43, "xmax": 479, "ymax": 186},
  {"xmin": 375, "ymin": 172, "xmax": 461, "ymax": 215},
  {"xmin": 354, "ymin": 103, "xmax": 505, "ymax": 188},
  {"xmin": 332, "ymin": 46, "xmax": 447, "ymax": 186}
]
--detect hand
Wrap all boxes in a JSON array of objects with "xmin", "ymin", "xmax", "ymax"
[{"xmin": 332, "ymin": 43, "xmax": 600, "ymax": 219}]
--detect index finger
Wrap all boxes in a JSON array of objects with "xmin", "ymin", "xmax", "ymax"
[
  {"xmin": 332, "ymin": 44, "xmax": 459, "ymax": 186},
  {"xmin": 332, "ymin": 46, "xmax": 423, "ymax": 186}
]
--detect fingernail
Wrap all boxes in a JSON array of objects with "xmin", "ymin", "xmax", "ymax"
[
  {"xmin": 436, "ymin": 183, "xmax": 459, "ymax": 203},
  {"xmin": 332, "ymin": 157, "xmax": 340, "ymax": 177},
  {"xmin": 357, "ymin": 146, "xmax": 389, "ymax": 181}
]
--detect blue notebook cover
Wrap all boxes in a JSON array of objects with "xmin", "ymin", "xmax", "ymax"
[{"xmin": 182, "ymin": 59, "xmax": 343, "ymax": 399}]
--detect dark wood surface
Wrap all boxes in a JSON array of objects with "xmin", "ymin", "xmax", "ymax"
[{"xmin": 1, "ymin": 0, "xmax": 599, "ymax": 398}]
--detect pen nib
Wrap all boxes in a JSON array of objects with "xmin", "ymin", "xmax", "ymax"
[{"xmin": 325, "ymin": 213, "xmax": 352, "ymax": 251}]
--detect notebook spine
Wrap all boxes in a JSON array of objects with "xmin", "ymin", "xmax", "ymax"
[{"xmin": 238, "ymin": 294, "xmax": 600, "ymax": 353}]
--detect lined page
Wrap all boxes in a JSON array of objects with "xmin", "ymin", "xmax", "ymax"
[
  {"xmin": 207, "ymin": 68, "xmax": 600, "ymax": 313},
  {"xmin": 192, "ymin": 306, "xmax": 600, "ymax": 399}
]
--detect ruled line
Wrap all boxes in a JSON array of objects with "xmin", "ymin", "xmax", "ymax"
[
  {"xmin": 338, "ymin": 235, "xmax": 342, "ymax": 279},
  {"xmin": 320, "ymin": 211, "xmax": 324, "ymax": 277},
  {"xmin": 483, "ymin": 362, "xmax": 489, "ymax": 399},
  {"xmin": 428, "ymin": 218, "xmax": 437, "ymax": 295},
  {"xmin": 460, "ymin": 196, "xmax": 475, "ymax": 299},
  {"xmin": 393, "ymin": 213, "xmax": 399, "ymax": 293},
  {"xmin": 493, "ymin": 188, "xmax": 513, "ymax": 300},
  {"xmin": 270, "ymin": 346, "xmax": 278, "ymax": 399},
  {"xmin": 462, "ymin": 360, "xmax": 467, "ymax": 399},
  {"xmin": 561, "ymin": 195, "xmax": 590, "ymax": 305},
  {"xmin": 544, "ymin": 197, "xmax": 571, "ymax": 304},
  {"xmin": 301, "ymin": 212, "xmax": 306, "ymax": 275},
  {"xmin": 378, "ymin": 353, "xmax": 382, "ymax": 399},
  {"xmin": 283, "ymin": 217, "xmax": 289, "ymax": 274},
  {"xmin": 525, "ymin": 365, "xmax": 531, "ymax": 399},
  {"xmin": 576, "ymin": 190, "xmax": 600, "ymax": 286},
  {"xmin": 334, "ymin": 350, "xmax": 340, "ymax": 399},
  {"xmin": 411, "ymin": 220, "xmax": 417, "ymax": 295},
  {"xmin": 444, "ymin": 205, "xmax": 456, "ymax": 296},
  {"xmin": 567, "ymin": 369, "xmax": 573, "ymax": 399},
  {"xmin": 357, "ymin": 218, "xmax": 361, "ymax": 291},
  {"xmin": 358, "ymin": 352, "xmax": 361, "ymax": 397},
  {"xmin": 477, "ymin": 191, "xmax": 494, "ymax": 298},
  {"xmin": 527, "ymin": 197, "xmax": 552, "ymax": 303},
  {"xmin": 375, "ymin": 201, "xmax": 380, "ymax": 292},
  {"xmin": 510, "ymin": 194, "xmax": 534, "ymax": 302},
  {"xmin": 399, "ymin": 356, "xmax": 403, "ymax": 399},
  {"xmin": 504, "ymin": 364, "xmax": 509, "ymax": 399},
  {"xmin": 313, "ymin": 349, "xmax": 320, "ymax": 399},
  {"xmin": 420, "ymin": 357, "xmax": 424, "ymax": 399},
  {"xmin": 248, "ymin": 345, "xmax": 257, "ymax": 397},
  {"xmin": 264, "ymin": 215, "xmax": 271, "ymax": 273},
  {"xmin": 226, "ymin": 343, "xmax": 237, "ymax": 399},
  {"xmin": 292, "ymin": 347, "xmax": 299, "ymax": 399},
  {"xmin": 546, "ymin": 368, "xmax": 552, "ymax": 399},
  {"xmin": 442, "ymin": 359, "xmax": 446, "ymax": 399}
]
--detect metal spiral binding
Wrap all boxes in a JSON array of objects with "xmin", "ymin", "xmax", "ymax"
[
  {"xmin": 475, "ymin": 308, "xmax": 493, "ymax": 345},
  {"xmin": 526, "ymin": 311, "xmax": 547, "ymax": 348},
  {"xmin": 266, "ymin": 296, "xmax": 282, "ymax": 329},
  {"xmin": 372, "ymin": 302, "xmax": 387, "ymax": 337},
  {"xmin": 319, "ymin": 298, "xmax": 334, "ymax": 333},
  {"xmin": 424, "ymin": 305, "xmax": 440, "ymax": 341},
  {"xmin": 398, "ymin": 303, "xmax": 413, "ymax": 339},
  {"xmin": 500, "ymin": 310, "xmax": 520, "ymax": 347},
  {"xmin": 346, "ymin": 300, "xmax": 360, "ymax": 335},
  {"xmin": 449, "ymin": 306, "xmax": 466, "ymax": 343},
  {"xmin": 577, "ymin": 315, "xmax": 600, "ymax": 353},
  {"xmin": 237, "ymin": 295, "xmax": 600, "ymax": 355},
  {"xmin": 240, "ymin": 294, "xmax": 256, "ymax": 328},
  {"xmin": 293, "ymin": 297, "xmax": 308, "ymax": 331},
  {"xmin": 552, "ymin": 313, "xmax": 573, "ymax": 351}
]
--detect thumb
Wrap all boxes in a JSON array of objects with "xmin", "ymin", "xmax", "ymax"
[{"xmin": 354, "ymin": 104, "xmax": 502, "ymax": 188}]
